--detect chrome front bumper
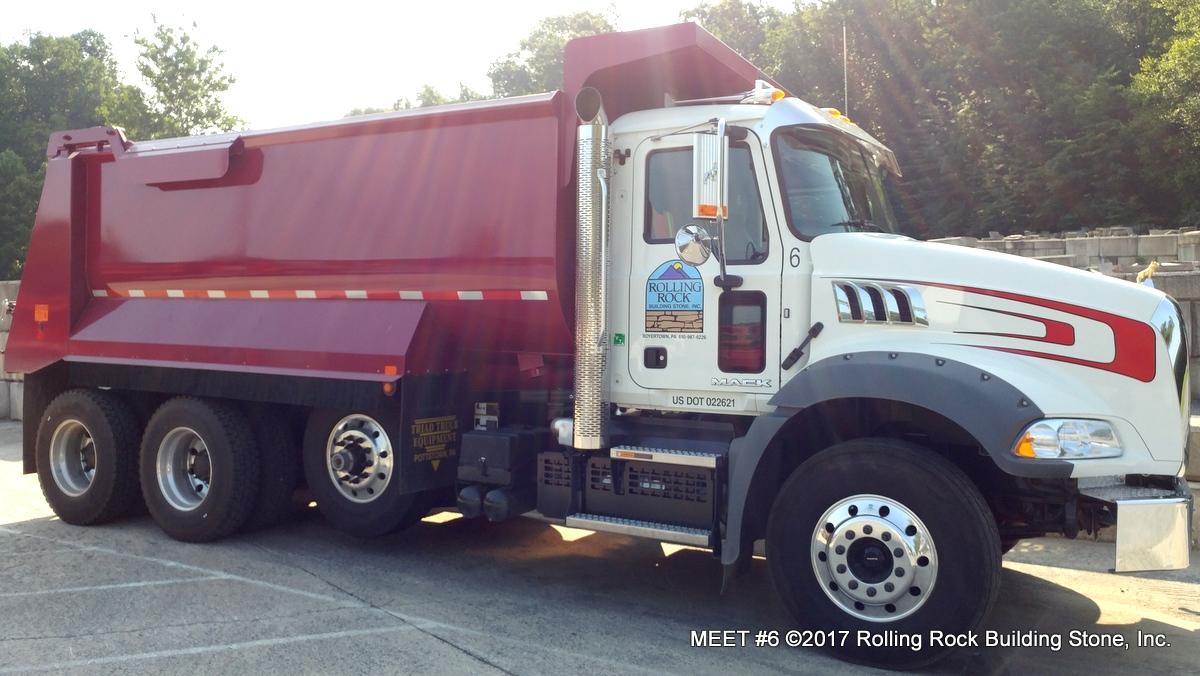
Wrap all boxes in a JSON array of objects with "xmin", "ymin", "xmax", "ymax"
[{"xmin": 1081, "ymin": 477, "xmax": 1192, "ymax": 572}]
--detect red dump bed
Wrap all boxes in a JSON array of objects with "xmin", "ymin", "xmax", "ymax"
[{"xmin": 6, "ymin": 23, "xmax": 764, "ymax": 385}]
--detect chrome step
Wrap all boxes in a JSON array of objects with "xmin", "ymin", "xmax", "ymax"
[
  {"xmin": 610, "ymin": 445, "xmax": 721, "ymax": 469},
  {"xmin": 1080, "ymin": 483, "xmax": 1178, "ymax": 503},
  {"xmin": 564, "ymin": 513, "xmax": 711, "ymax": 547}
]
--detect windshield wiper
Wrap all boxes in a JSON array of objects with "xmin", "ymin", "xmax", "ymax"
[{"xmin": 830, "ymin": 219, "xmax": 885, "ymax": 233}]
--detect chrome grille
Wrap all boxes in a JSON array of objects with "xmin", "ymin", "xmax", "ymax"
[{"xmin": 832, "ymin": 281, "xmax": 927, "ymax": 325}]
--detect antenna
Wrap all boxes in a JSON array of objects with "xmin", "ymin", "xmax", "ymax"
[{"xmin": 843, "ymin": 22, "xmax": 849, "ymax": 115}]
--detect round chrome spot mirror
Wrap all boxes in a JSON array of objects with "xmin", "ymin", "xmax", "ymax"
[{"xmin": 675, "ymin": 223, "xmax": 712, "ymax": 267}]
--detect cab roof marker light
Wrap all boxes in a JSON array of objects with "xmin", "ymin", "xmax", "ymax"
[{"xmin": 740, "ymin": 80, "xmax": 787, "ymax": 105}]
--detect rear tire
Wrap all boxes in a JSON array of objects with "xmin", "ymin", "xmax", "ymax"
[
  {"xmin": 241, "ymin": 408, "xmax": 300, "ymax": 532},
  {"xmin": 35, "ymin": 389, "xmax": 141, "ymax": 525},
  {"xmin": 766, "ymin": 438, "xmax": 1001, "ymax": 670},
  {"xmin": 140, "ymin": 397, "xmax": 259, "ymax": 542},
  {"xmin": 302, "ymin": 409, "xmax": 417, "ymax": 538}
]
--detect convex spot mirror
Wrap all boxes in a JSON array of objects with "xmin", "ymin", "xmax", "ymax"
[{"xmin": 675, "ymin": 223, "xmax": 713, "ymax": 266}]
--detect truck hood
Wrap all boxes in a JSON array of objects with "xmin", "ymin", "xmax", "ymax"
[{"xmin": 809, "ymin": 233, "xmax": 1165, "ymax": 324}]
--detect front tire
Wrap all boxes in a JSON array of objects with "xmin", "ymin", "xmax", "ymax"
[
  {"xmin": 36, "ymin": 389, "xmax": 141, "ymax": 525},
  {"xmin": 140, "ymin": 397, "xmax": 259, "ymax": 542},
  {"xmin": 302, "ymin": 409, "xmax": 417, "ymax": 538},
  {"xmin": 766, "ymin": 438, "xmax": 1001, "ymax": 670}
]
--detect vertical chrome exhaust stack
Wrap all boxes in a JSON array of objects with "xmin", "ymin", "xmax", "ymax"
[{"xmin": 572, "ymin": 87, "xmax": 609, "ymax": 450}]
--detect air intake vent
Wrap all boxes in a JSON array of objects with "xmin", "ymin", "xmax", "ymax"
[{"xmin": 832, "ymin": 281, "xmax": 927, "ymax": 326}]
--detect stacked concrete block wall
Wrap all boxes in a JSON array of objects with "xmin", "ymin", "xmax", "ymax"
[
  {"xmin": 0, "ymin": 280, "xmax": 20, "ymax": 420},
  {"xmin": 935, "ymin": 230, "xmax": 1200, "ymax": 271}
]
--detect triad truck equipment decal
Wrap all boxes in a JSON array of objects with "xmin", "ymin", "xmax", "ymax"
[
  {"xmin": 410, "ymin": 415, "xmax": 459, "ymax": 472},
  {"xmin": 645, "ymin": 260, "xmax": 703, "ymax": 333}
]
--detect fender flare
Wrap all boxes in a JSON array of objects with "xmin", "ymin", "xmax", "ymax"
[{"xmin": 721, "ymin": 351, "xmax": 1064, "ymax": 567}]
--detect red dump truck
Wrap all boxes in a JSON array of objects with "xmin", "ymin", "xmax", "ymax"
[{"xmin": 7, "ymin": 23, "xmax": 1191, "ymax": 669}]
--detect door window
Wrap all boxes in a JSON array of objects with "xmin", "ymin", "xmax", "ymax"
[{"xmin": 644, "ymin": 145, "xmax": 769, "ymax": 264}]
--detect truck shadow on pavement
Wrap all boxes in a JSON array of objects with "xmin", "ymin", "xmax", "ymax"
[{"xmin": 2, "ymin": 508, "xmax": 1196, "ymax": 676}]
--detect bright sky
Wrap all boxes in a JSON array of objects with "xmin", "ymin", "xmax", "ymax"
[{"xmin": 3, "ymin": 0, "xmax": 795, "ymax": 130}]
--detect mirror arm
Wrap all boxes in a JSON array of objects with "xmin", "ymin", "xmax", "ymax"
[{"xmin": 711, "ymin": 118, "xmax": 741, "ymax": 290}]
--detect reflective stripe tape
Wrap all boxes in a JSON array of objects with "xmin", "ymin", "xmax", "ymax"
[{"xmin": 93, "ymin": 289, "xmax": 551, "ymax": 301}]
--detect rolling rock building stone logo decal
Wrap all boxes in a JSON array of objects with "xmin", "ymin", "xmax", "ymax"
[{"xmin": 646, "ymin": 260, "xmax": 703, "ymax": 332}]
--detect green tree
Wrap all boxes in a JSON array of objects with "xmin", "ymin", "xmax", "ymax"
[
  {"xmin": 487, "ymin": 12, "xmax": 614, "ymax": 97},
  {"xmin": 0, "ymin": 25, "xmax": 241, "ymax": 277},
  {"xmin": 135, "ymin": 22, "xmax": 240, "ymax": 137},
  {"xmin": 683, "ymin": 0, "xmax": 783, "ymax": 68}
]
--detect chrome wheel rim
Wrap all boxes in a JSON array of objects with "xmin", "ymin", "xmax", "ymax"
[
  {"xmin": 810, "ymin": 493, "xmax": 938, "ymax": 622},
  {"xmin": 156, "ymin": 427, "xmax": 211, "ymax": 511},
  {"xmin": 49, "ymin": 420, "xmax": 97, "ymax": 497},
  {"xmin": 326, "ymin": 414, "xmax": 393, "ymax": 504}
]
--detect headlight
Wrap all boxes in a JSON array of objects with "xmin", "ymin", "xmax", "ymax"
[{"xmin": 1012, "ymin": 419, "xmax": 1123, "ymax": 459}]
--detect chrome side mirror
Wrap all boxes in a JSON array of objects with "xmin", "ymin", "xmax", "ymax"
[{"xmin": 675, "ymin": 223, "xmax": 713, "ymax": 266}]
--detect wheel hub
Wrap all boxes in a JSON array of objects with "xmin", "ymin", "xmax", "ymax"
[
  {"xmin": 49, "ymin": 419, "xmax": 97, "ymax": 497},
  {"xmin": 157, "ymin": 427, "xmax": 211, "ymax": 511},
  {"xmin": 846, "ymin": 537, "xmax": 893, "ymax": 584},
  {"xmin": 326, "ymin": 414, "xmax": 394, "ymax": 504},
  {"xmin": 811, "ymin": 494, "xmax": 937, "ymax": 622}
]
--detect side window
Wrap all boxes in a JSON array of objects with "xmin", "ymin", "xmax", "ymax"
[{"xmin": 644, "ymin": 145, "xmax": 768, "ymax": 264}]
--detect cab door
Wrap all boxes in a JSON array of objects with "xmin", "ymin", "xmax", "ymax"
[{"xmin": 626, "ymin": 130, "xmax": 783, "ymax": 410}]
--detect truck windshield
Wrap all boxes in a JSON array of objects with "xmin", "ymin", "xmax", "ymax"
[{"xmin": 772, "ymin": 127, "xmax": 898, "ymax": 240}]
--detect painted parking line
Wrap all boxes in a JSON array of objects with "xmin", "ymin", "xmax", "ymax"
[
  {"xmin": 0, "ymin": 625, "xmax": 423, "ymax": 674},
  {"xmin": 0, "ymin": 576, "xmax": 224, "ymax": 598},
  {"xmin": 0, "ymin": 526, "xmax": 348, "ymax": 605},
  {"xmin": 0, "ymin": 526, "xmax": 673, "ymax": 674}
]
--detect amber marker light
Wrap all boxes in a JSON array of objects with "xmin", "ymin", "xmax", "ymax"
[{"xmin": 382, "ymin": 364, "xmax": 398, "ymax": 394}]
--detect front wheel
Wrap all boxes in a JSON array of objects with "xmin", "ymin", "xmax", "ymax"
[{"xmin": 766, "ymin": 438, "xmax": 1001, "ymax": 670}]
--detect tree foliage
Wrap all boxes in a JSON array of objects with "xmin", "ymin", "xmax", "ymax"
[
  {"xmin": 0, "ymin": 25, "xmax": 239, "ymax": 277},
  {"xmin": 135, "ymin": 22, "xmax": 240, "ymax": 137}
]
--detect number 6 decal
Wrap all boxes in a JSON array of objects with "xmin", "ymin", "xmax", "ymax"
[{"xmin": 789, "ymin": 247, "xmax": 801, "ymax": 268}]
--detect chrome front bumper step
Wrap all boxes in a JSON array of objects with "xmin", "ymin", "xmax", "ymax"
[{"xmin": 1080, "ymin": 476, "xmax": 1192, "ymax": 572}]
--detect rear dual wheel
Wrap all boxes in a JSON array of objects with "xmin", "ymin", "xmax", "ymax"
[
  {"xmin": 140, "ymin": 397, "xmax": 260, "ymax": 542},
  {"xmin": 36, "ymin": 389, "xmax": 141, "ymax": 525}
]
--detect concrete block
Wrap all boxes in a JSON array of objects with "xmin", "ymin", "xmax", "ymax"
[
  {"xmin": 1066, "ymin": 237, "xmax": 1100, "ymax": 258},
  {"xmin": 976, "ymin": 240, "xmax": 1006, "ymax": 252},
  {"xmin": 930, "ymin": 236, "xmax": 978, "ymax": 248},
  {"xmin": 1181, "ymin": 231, "xmax": 1200, "ymax": 246},
  {"xmin": 1117, "ymin": 256, "xmax": 1142, "ymax": 268},
  {"xmin": 1179, "ymin": 243, "xmax": 1200, "ymax": 262},
  {"xmin": 1097, "ymin": 236, "xmax": 1139, "ymax": 258},
  {"xmin": 1032, "ymin": 239, "xmax": 1066, "ymax": 256},
  {"xmin": 1190, "ymin": 421, "xmax": 1200, "ymax": 481},
  {"xmin": 1156, "ymin": 272, "xmax": 1200, "ymax": 301},
  {"xmin": 8, "ymin": 381, "xmax": 21, "ymax": 421},
  {"xmin": 1181, "ymin": 301, "xmax": 1198, "ymax": 358},
  {"xmin": 1033, "ymin": 254, "xmax": 1078, "ymax": 267},
  {"xmin": 1137, "ymin": 234, "xmax": 1178, "ymax": 257}
]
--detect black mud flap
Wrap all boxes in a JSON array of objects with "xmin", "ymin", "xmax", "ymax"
[{"xmin": 396, "ymin": 372, "xmax": 470, "ymax": 493}]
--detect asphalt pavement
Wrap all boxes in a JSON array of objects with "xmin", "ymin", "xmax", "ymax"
[{"xmin": 1, "ymin": 420, "xmax": 1197, "ymax": 675}]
